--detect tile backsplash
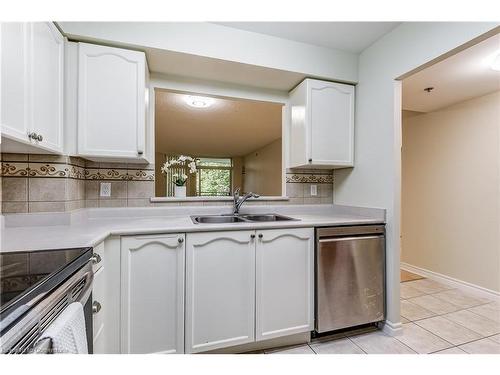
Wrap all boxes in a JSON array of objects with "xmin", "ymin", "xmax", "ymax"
[
  {"xmin": 1, "ymin": 153, "xmax": 154, "ymax": 213},
  {"xmin": 1, "ymin": 154, "xmax": 333, "ymax": 213}
]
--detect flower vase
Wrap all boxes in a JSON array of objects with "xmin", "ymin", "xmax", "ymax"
[{"xmin": 174, "ymin": 185, "xmax": 186, "ymax": 198}]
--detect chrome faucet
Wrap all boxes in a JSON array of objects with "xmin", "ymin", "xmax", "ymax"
[{"xmin": 233, "ymin": 188, "xmax": 260, "ymax": 215}]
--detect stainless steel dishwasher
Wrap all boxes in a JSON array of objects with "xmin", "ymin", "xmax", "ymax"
[{"xmin": 315, "ymin": 225, "xmax": 385, "ymax": 333}]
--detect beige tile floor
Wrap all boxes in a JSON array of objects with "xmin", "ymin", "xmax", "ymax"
[{"xmin": 263, "ymin": 277, "xmax": 500, "ymax": 354}]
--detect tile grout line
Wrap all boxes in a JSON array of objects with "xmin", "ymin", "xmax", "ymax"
[
  {"xmin": 307, "ymin": 343, "xmax": 317, "ymax": 354},
  {"xmin": 345, "ymin": 336, "xmax": 368, "ymax": 354}
]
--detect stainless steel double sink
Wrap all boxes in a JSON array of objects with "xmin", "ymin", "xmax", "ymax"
[{"xmin": 191, "ymin": 213, "xmax": 298, "ymax": 224}]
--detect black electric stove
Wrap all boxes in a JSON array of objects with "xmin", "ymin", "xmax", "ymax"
[{"xmin": 0, "ymin": 247, "xmax": 92, "ymax": 336}]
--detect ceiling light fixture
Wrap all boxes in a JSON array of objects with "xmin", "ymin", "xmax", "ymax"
[
  {"xmin": 490, "ymin": 52, "xmax": 500, "ymax": 71},
  {"xmin": 184, "ymin": 95, "xmax": 214, "ymax": 108}
]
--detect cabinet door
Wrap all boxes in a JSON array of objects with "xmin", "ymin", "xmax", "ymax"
[
  {"xmin": 186, "ymin": 231, "xmax": 255, "ymax": 353},
  {"xmin": 121, "ymin": 234, "xmax": 185, "ymax": 354},
  {"xmin": 30, "ymin": 22, "xmax": 64, "ymax": 153},
  {"xmin": 78, "ymin": 43, "xmax": 146, "ymax": 158},
  {"xmin": 255, "ymin": 228, "xmax": 314, "ymax": 341},
  {"xmin": 1, "ymin": 22, "xmax": 30, "ymax": 141},
  {"xmin": 308, "ymin": 80, "xmax": 354, "ymax": 166}
]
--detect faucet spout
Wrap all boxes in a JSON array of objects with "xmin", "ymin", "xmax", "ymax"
[{"xmin": 233, "ymin": 188, "xmax": 260, "ymax": 214}]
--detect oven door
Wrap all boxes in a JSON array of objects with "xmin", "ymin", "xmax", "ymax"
[{"xmin": 1, "ymin": 262, "xmax": 94, "ymax": 354}]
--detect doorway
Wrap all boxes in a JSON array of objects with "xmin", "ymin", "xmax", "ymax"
[{"xmin": 399, "ymin": 33, "xmax": 500, "ymax": 332}]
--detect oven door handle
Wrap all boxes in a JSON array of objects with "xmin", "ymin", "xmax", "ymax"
[{"xmin": 75, "ymin": 263, "xmax": 93, "ymax": 305}]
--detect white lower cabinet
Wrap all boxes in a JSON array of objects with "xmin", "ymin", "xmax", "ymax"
[
  {"xmin": 255, "ymin": 228, "xmax": 314, "ymax": 341},
  {"xmin": 185, "ymin": 230, "xmax": 256, "ymax": 353},
  {"xmin": 185, "ymin": 228, "xmax": 314, "ymax": 353},
  {"xmin": 121, "ymin": 234, "xmax": 185, "ymax": 354}
]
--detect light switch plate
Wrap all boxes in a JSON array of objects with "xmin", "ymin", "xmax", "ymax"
[
  {"xmin": 100, "ymin": 182, "xmax": 111, "ymax": 197},
  {"xmin": 310, "ymin": 184, "xmax": 318, "ymax": 196}
]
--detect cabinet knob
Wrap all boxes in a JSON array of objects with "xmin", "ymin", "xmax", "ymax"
[
  {"xmin": 250, "ymin": 234, "xmax": 255, "ymax": 239},
  {"xmin": 36, "ymin": 134, "xmax": 43, "ymax": 142},
  {"xmin": 28, "ymin": 132, "xmax": 38, "ymax": 140},
  {"xmin": 137, "ymin": 150, "xmax": 144, "ymax": 155},
  {"xmin": 92, "ymin": 301, "xmax": 101, "ymax": 314},
  {"xmin": 178, "ymin": 237, "xmax": 184, "ymax": 244},
  {"xmin": 308, "ymin": 158, "xmax": 312, "ymax": 163},
  {"xmin": 258, "ymin": 233, "xmax": 263, "ymax": 239},
  {"xmin": 91, "ymin": 253, "xmax": 102, "ymax": 265}
]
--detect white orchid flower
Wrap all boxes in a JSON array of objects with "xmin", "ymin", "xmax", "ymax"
[{"xmin": 161, "ymin": 155, "xmax": 197, "ymax": 175}]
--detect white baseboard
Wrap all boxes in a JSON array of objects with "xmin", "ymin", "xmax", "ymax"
[
  {"xmin": 379, "ymin": 320, "xmax": 403, "ymax": 336},
  {"xmin": 401, "ymin": 262, "xmax": 500, "ymax": 301}
]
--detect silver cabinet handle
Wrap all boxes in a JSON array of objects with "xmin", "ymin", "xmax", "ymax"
[
  {"xmin": 178, "ymin": 237, "xmax": 184, "ymax": 243},
  {"xmin": 91, "ymin": 253, "xmax": 102, "ymax": 265},
  {"xmin": 250, "ymin": 234, "xmax": 256, "ymax": 239},
  {"xmin": 258, "ymin": 233, "xmax": 263, "ymax": 239},
  {"xmin": 92, "ymin": 301, "xmax": 101, "ymax": 314}
]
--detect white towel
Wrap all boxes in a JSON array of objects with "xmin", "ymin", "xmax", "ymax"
[{"xmin": 39, "ymin": 302, "xmax": 88, "ymax": 354}]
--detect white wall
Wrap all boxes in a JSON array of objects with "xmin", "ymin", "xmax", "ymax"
[
  {"xmin": 334, "ymin": 22, "xmax": 499, "ymax": 332},
  {"xmin": 243, "ymin": 138, "xmax": 282, "ymax": 196},
  {"xmin": 57, "ymin": 22, "xmax": 358, "ymax": 83},
  {"xmin": 402, "ymin": 92, "xmax": 500, "ymax": 293}
]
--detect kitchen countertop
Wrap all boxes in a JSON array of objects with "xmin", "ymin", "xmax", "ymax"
[{"xmin": 0, "ymin": 204, "xmax": 385, "ymax": 253}]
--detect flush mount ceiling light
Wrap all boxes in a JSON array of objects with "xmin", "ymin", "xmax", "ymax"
[
  {"xmin": 490, "ymin": 52, "xmax": 500, "ymax": 71},
  {"xmin": 184, "ymin": 95, "xmax": 215, "ymax": 108}
]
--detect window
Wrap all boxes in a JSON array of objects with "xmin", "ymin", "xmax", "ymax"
[{"xmin": 196, "ymin": 157, "xmax": 233, "ymax": 196}]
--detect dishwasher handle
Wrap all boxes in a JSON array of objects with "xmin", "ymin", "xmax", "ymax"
[{"xmin": 318, "ymin": 235, "xmax": 384, "ymax": 243}]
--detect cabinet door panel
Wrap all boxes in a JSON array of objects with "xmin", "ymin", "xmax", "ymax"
[
  {"xmin": 1, "ymin": 22, "xmax": 29, "ymax": 140},
  {"xmin": 78, "ymin": 43, "xmax": 145, "ymax": 158},
  {"xmin": 30, "ymin": 22, "xmax": 64, "ymax": 152},
  {"xmin": 121, "ymin": 234, "xmax": 184, "ymax": 354},
  {"xmin": 186, "ymin": 231, "xmax": 255, "ymax": 353},
  {"xmin": 309, "ymin": 81, "xmax": 354, "ymax": 165},
  {"xmin": 256, "ymin": 228, "xmax": 314, "ymax": 341}
]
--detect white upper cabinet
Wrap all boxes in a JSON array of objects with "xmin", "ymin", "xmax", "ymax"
[
  {"xmin": 77, "ymin": 43, "xmax": 148, "ymax": 160},
  {"xmin": 1, "ymin": 22, "xmax": 64, "ymax": 153},
  {"xmin": 1, "ymin": 23, "xmax": 29, "ymax": 141},
  {"xmin": 185, "ymin": 231, "xmax": 255, "ymax": 353},
  {"xmin": 30, "ymin": 22, "xmax": 64, "ymax": 152},
  {"xmin": 121, "ymin": 234, "xmax": 185, "ymax": 354},
  {"xmin": 289, "ymin": 78, "xmax": 355, "ymax": 169},
  {"xmin": 255, "ymin": 228, "xmax": 314, "ymax": 341}
]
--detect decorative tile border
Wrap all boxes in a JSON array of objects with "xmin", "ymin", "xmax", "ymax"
[
  {"xmin": 286, "ymin": 171, "xmax": 333, "ymax": 184},
  {"xmin": 1, "ymin": 156, "xmax": 155, "ymax": 181},
  {"xmin": 85, "ymin": 168, "xmax": 154, "ymax": 181}
]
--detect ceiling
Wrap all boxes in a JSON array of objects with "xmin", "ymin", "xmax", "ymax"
[
  {"xmin": 403, "ymin": 33, "xmax": 500, "ymax": 112},
  {"xmin": 155, "ymin": 90, "xmax": 282, "ymax": 157},
  {"xmin": 214, "ymin": 22, "xmax": 400, "ymax": 53}
]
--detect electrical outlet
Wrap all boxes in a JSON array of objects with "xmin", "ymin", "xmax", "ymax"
[
  {"xmin": 310, "ymin": 184, "xmax": 318, "ymax": 196},
  {"xmin": 100, "ymin": 182, "xmax": 111, "ymax": 197}
]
